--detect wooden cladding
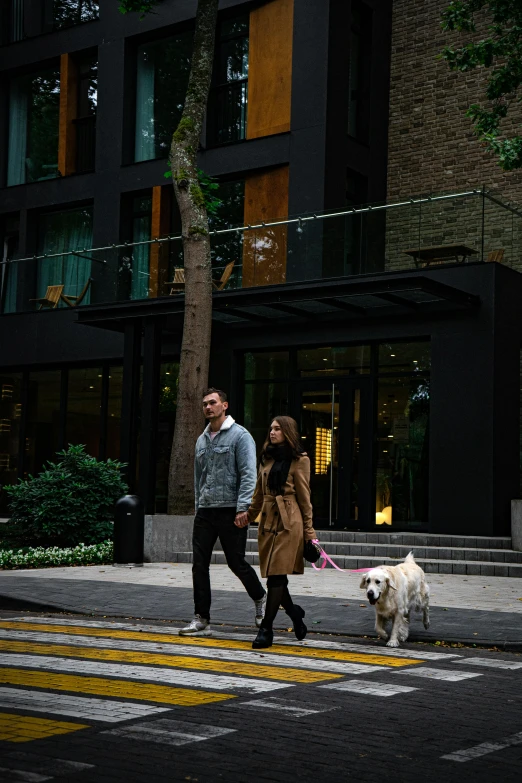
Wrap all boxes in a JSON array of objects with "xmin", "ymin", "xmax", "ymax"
[
  {"xmin": 58, "ymin": 54, "xmax": 78, "ymax": 177},
  {"xmin": 242, "ymin": 165, "xmax": 289, "ymax": 287},
  {"xmin": 247, "ymin": 0, "xmax": 294, "ymax": 140},
  {"xmin": 149, "ymin": 185, "xmax": 172, "ymax": 298}
]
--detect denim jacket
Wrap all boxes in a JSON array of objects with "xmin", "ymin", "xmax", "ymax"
[{"xmin": 194, "ymin": 416, "xmax": 257, "ymax": 512}]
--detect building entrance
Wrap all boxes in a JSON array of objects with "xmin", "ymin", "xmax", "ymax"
[{"xmin": 298, "ymin": 379, "xmax": 372, "ymax": 529}]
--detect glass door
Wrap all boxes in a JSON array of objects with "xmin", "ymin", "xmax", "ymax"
[{"xmin": 298, "ymin": 379, "xmax": 371, "ymax": 529}]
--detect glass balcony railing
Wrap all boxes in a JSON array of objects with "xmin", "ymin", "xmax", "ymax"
[{"xmin": 2, "ymin": 188, "xmax": 522, "ymax": 314}]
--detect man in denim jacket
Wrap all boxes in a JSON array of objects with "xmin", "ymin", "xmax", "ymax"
[{"xmin": 180, "ymin": 388, "xmax": 266, "ymax": 636}]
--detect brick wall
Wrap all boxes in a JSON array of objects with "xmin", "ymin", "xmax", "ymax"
[{"xmin": 385, "ymin": 0, "xmax": 522, "ymax": 270}]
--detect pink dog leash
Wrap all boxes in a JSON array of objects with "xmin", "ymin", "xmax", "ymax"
[{"xmin": 311, "ymin": 539, "xmax": 372, "ymax": 573}]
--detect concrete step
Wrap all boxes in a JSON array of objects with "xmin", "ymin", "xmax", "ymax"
[
  {"xmin": 244, "ymin": 540, "xmax": 522, "ymax": 563},
  {"xmin": 169, "ymin": 551, "xmax": 522, "ymax": 577},
  {"xmin": 248, "ymin": 531, "xmax": 512, "ymax": 549}
]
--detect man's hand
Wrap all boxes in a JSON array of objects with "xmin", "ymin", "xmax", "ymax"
[{"xmin": 234, "ymin": 511, "xmax": 249, "ymax": 528}]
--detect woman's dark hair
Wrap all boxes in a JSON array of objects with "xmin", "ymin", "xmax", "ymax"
[{"xmin": 260, "ymin": 416, "xmax": 304, "ymax": 463}]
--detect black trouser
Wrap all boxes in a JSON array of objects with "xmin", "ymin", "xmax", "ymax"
[
  {"xmin": 192, "ymin": 507, "xmax": 265, "ymax": 620},
  {"xmin": 261, "ymin": 574, "xmax": 295, "ymax": 630}
]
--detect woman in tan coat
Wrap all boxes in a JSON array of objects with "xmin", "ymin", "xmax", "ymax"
[{"xmin": 247, "ymin": 416, "xmax": 316, "ymax": 649}]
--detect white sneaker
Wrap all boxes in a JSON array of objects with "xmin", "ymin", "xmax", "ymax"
[
  {"xmin": 179, "ymin": 615, "xmax": 211, "ymax": 636},
  {"xmin": 254, "ymin": 593, "xmax": 267, "ymax": 628}
]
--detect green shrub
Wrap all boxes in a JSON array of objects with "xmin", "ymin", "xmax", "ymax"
[
  {"xmin": 3, "ymin": 445, "xmax": 128, "ymax": 547},
  {"xmin": 0, "ymin": 540, "xmax": 113, "ymax": 570}
]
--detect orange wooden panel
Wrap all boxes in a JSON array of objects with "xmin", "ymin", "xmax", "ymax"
[
  {"xmin": 58, "ymin": 54, "xmax": 78, "ymax": 177},
  {"xmin": 150, "ymin": 185, "xmax": 172, "ymax": 298},
  {"xmin": 242, "ymin": 165, "xmax": 289, "ymax": 287},
  {"xmin": 247, "ymin": 0, "xmax": 294, "ymax": 139}
]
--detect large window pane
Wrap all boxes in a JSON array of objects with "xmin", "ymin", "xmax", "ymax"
[
  {"xmin": 375, "ymin": 376, "xmax": 430, "ymax": 527},
  {"xmin": 378, "ymin": 342, "xmax": 431, "ymax": 374},
  {"xmin": 245, "ymin": 351, "xmax": 289, "ymax": 381},
  {"xmin": 37, "ymin": 207, "xmax": 93, "ymax": 306},
  {"xmin": 25, "ymin": 370, "xmax": 61, "ymax": 477},
  {"xmin": 131, "ymin": 195, "xmax": 152, "ymax": 300},
  {"xmin": 209, "ymin": 179, "xmax": 245, "ymax": 288},
  {"xmin": 107, "ymin": 367, "xmax": 123, "ymax": 460},
  {"xmin": 1, "ymin": 215, "xmax": 19, "ymax": 314},
  {"xmin": 209, "ymin": 16, "xmax": 249, "ymax": 145},
  {"xmin": 8, "ymin": 68, "xmax": 60, "ymax": 186},
  {"xmin": 155, "ymin": 362, "xmax": 179, "ymax": 512},
  {"xmin": 297, "ymin": 345, "xmax": 371, "ymax": 377},
  {"xmin": 0, "ymin": 373, "xmax": 22, "ymax": 515},
  {"xmin": 244, "ymin": 382, "xmax": 288, "ymax": 450},
  {"xmin": 53, "ymin": 1, "xmax": 99, "ymax": 29},
  {"xmin": 135, "ymin": 32, "xmax": 193, "ymax": 162},
  {"xmin": 66, "ymin": 368, "xmax": 103, "ymax": 458},
  {"xmin": 76, "ymin": 54, "xmax": 98, "ymax": 174}
]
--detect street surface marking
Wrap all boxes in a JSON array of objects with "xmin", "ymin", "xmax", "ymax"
[
  {"xmin": 7, "ymin": 618, "xmax": 458, "ymax": 660},
  {"xmin": 398, "ymin": 666, "xmax": 482, "ymax": 682},
  {"xmin": 103, "ymin": 717, "xmax": 236, "ymax": 747},
  {"xmin": 455, "ymin": 657, "xmax": 522, "ymax": 670},
  {"xmin": 0, "ymin": 654, "xmax": 293, "ymax": 694},
  {"xmin": 0, "ymin": 712, "xmax": 88, "ymax": 743},
  {"xmin": 0, "ymin": 754, "xmax": 94, "ymax": 779},
  {"xmin": 0, "ymin": 687, "xmax": 171, "ymax": 723},
  {"xmin": 0, "ymin": 631, "xmax": 389, "ymax": 676},
  {"xmin": 0, "ymin": 622, "xmax": 422, "ymax": 667},
  {"xmin": 0, "ymin": 639, "xmax": 342, "ymax": 683},
  {"xmin": 0, "ymin": 668, "xmax": 234, "ymax": 706},
  {"xmin": 236, "ymin": 697, "xmax": 337, "ymax": 716},
  {"xmin": 441, "ymin": 730, "xmax": 522, "ymax": 762},
  {"xmin": 319, "ymin": 680, "xmax": 418, "ymax": 697},
  {"xmin": 0, "ymin": 767, "xmax": 51, "ymax": 782}
]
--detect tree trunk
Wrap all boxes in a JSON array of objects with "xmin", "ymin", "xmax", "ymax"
[{"xmin": 167, "ymin": 0, "xmax": 219, "ymax": 514}]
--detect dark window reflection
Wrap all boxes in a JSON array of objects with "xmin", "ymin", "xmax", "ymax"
[
  {"xmin": 244, "ymin": 382, "xmax": 289, "ymax": 451},
  {"xmin": 25, "ymin": 370, "xmax": 62, "ymax": 477},
  {"xmin": 0, "ymin": 373, "xmax": 22, "ymax": 514},
  {"xmin": 75, "ymin": 54, "xmax": 98, "ymax": 173},
  {"xmin": 208, "ymin": 16, "xmax": 249, "ymax": 145},
  {"xmin": 66, "ymin": 367, "xmax": 103, "ymax": 458},
  {"xmin": 53, "ymin": 0, "xmax": 99, "ymax": 30}
]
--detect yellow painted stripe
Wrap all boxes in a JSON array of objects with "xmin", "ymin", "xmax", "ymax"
[
  {"xmin": 0, "ymin": 639, "xmax": 340, "ymax": 684},
  {"xmin": 0, "ymin": 668, "xmax": 234, "ymax": 707},
  {"xmin": 0, "ymin": 622, "xmax": 422, "ymax": 667},
  {"xmin": 0, "ymin": 711, "xmax": 87, "ymax": 743}
]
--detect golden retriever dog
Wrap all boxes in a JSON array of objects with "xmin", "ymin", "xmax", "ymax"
[{"xmin": 359, "ymin": 552, "xmax": 430, "ymax": 647}]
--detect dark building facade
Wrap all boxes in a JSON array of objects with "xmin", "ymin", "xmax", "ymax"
[{"xmin": 1, "ymin": 0, "xmax": 522, "ymax": 538}]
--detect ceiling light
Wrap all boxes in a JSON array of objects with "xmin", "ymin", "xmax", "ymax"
[{"xmin": 390, "ymin": 354, "xmax": 396, "ymax": 357}]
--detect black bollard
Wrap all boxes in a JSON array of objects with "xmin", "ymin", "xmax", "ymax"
[{"xmin": 113, "ymin": 494, "xmax": 144, "ymax": 566}]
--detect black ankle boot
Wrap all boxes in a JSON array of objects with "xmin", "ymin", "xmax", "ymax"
[
  {"xmin": 288, "ymin": 605, "xmax": 307, "ymax": 641},
  {"xmin": 252, "ymin": 626, "xmax": 274, "ymax": 649}
]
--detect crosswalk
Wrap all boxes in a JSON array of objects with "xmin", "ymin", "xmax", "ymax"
[{"xmin": 0, "ymin": 615, "xmax": 519, "ymax": 778}]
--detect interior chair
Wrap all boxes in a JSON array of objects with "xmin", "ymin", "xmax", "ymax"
[
  {"xmin": 61, "ymin": 278, "xmax": 93, "ymax": 307},
  {"xmin": 486, "ymin": 249, "xmax": 505, "ymax": 263},
  {"xmin": 212, "ymin": 260, "xmax": 235, "ymax": 291},
  {"xmin": 166, "ymin": 268, "xmax": 186, "ymax": 295},
  {"xmin": 29, "ymin": 285, "xmax": 65, "ymax": 310}
]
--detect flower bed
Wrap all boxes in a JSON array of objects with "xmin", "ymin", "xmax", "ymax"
[{"xmin": 0, "ymin": 540, "xmax": 113, "ymax": 570}]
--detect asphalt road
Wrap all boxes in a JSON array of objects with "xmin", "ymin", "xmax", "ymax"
[{"xmin": 0, "ymin": 611, "xmax": 521, "ymax": 783}]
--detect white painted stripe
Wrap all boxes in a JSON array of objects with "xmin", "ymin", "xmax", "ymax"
[
  {"xmin": 398, "ymin": 667, "xmax": 482, "ymax": 682},
  {"xmin": 455, "ymin": 657, "xmax": 522, "ymax": 670},
  {"xmin": 0, "ymin": 629, "xmax": 389, "ymax": 675},
  {"xmin": 0, "ymin": 769, "xmax": 51, "ymax": 783},
  {"xmin": 6, "ymin": 617, "xmax": 457, "ymax": 660},
  {"xmin": 0, "ymin": 687, "xmax": 171, "ymax": 723},
  {"xmin": 319, "ymin": 679, "xmax": 417, "ymax": 697},
  {"xmin": 0, "ymin": 654, "xmax": 292, "ymax": 694},
  {"xmin": 0, "ymin": 757, "xmax": 94, "ymax": 781},
  {"xmin": 103, "ymin": 718, "xmax": 236, "ymax": 747},
  {"xmin": 442, "ymin": 731, "xmax": 522, "ymax": 762},
  {"xmin": 236, "ymin": 697, "xmax": 337, "ymax": 716}
]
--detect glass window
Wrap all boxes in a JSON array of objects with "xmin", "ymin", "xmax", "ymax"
[
  {"xmin": 244, "ymin": 382, "xmax": 288, "ymax": 450},
  {"xmin": 134, "ymin": 31, "xmax": 193, "ymax": 162},
  {"xmin": 245, "ymin": 352, "xmax": 289, "ymax": 381},
  {"xmin": 297, "ymin": 346, "xmax": 371, "ymax": 377},
  {"xmin": 209, "ymin": 179, "xmax": 245, "ymax": 288},
  {"xmin": 347, "ymin": 2, "xmax": 371, "ymax": 142},
  {"xmin": 53, "ymin": 1, "xmax": 99, "ymax": 29},
  {"xmin": 3, "ymin": 1, "xmax": 25, "ymax": 43},
  {"xmin": 106, "ymin": 367, "xmax": 123, "ymax": 460},
  {"xmin": 37, "ymin": 206, "xmax": 93, "ymax": 306},
  {"xmin": 25, "ymin": 370, "xmax": 62, "ymax": 477},
  {"xmin": 1, "ymin": 215, "xmax": 19, "ymax": 314},
  {"xmin": 8, "ymin": 68, "xmax": 60, "ymax": 186},
  {"xmin": 155, "ymin": 361, "xmax": 179, "ymax": 512},
  {"xmin": 208, "ymin": 15, "xmax": 249, "ymax": 145},
  {"xmin": 378, "ymin": 342, "xmax": 431, "ymax": 374},
  {"xmin": 131, "ymin": 195, "xmax": 152, "ymax": 301},
  {"xmin": 375, "ymin": 376, "xmax": 430, "ymax": 527},
  {"xmin": 75, "ymin": 54, "xmax": 98, "ymax": 173},
  {"xmin": 66, "ymin": 367, "xmax": 103, "ymax": 458},
  {"xmin": 0, "ymin": 373, "xmax": 22, "ymax": 515}
]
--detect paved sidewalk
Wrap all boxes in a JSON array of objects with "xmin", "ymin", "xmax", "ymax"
[{"xmin": 1, "ymin": 563, "xmax": 522, "ymax": 649}]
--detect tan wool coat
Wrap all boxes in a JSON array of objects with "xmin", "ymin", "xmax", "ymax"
[{"xmin": 247, "ymin": 455, "xmax": 316, "ymax": 578}]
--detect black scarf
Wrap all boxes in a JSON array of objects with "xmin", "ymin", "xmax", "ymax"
[{"xmin": 266, "ymin": 443, "xmax": 293, "ymax": 496}]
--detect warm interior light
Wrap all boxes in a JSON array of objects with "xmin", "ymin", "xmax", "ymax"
[
  {"xmin": 375, "ymin": 512, "xmax": 386, "ymax": 525},
  {"xmin": 382, "ymin": 506, "xmax": 392, "ymax": 525},
  {"xmin": 315, "ymin": 427, "xmax": 331, "ymax": 475}
]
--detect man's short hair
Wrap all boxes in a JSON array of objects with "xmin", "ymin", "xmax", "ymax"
[{"xmin": 202, "ymin": 387, "xmax": 228, "ymax": 402}]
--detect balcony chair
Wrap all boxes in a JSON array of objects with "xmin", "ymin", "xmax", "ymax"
[
  {"xmin": 486, "ymin": 249, "xmax": 505, "ymax": 263},
  {"xmin": 166, "ymin": 268, "xmax": 185, "ymax": 295},
  {"xmin": 29, "ymin": 285, "xmax": 65, "ymax": 310},
  {"xmin": 61, "ymin": 278, "xmax": 93, "ymax": 307},
  {"xmin": 212, "ymin": 260, "xmax": 235, "ymax": 291}
]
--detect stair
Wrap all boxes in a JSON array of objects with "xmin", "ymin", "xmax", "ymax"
[{"xmin": 170, "ymin": 531, "xmax": 522, "ymax": 577}]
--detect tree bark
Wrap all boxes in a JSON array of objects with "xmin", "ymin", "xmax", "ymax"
[{"xmin": 167, "ymin": 0, "xmax": 219, "ymax": 514}]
